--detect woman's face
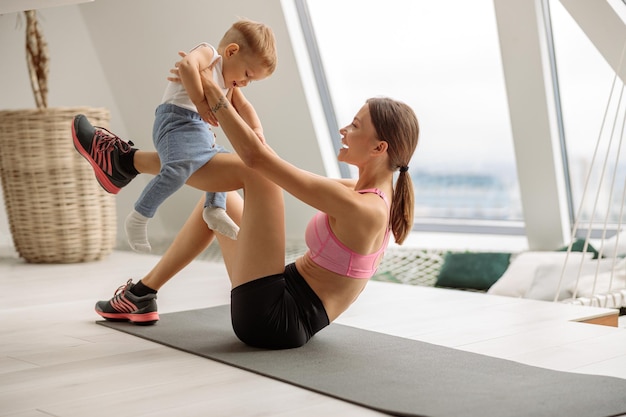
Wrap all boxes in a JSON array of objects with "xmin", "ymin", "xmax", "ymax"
[
  {"xmin": 221, "ymin": 44, "xmax": 269, "ymax": 88},
  {"xmin": 337, "ymin": 104, "xmax": 381, "ymax": 165}
]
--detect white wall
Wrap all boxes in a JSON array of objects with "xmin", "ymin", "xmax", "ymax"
[{"xmin": 0, "ymin": 0, "xmax": 325, "ymax": 251}]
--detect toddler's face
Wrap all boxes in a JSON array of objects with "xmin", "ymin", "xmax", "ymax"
[{"xmin": 222, "ymin": 52, "xmax": 270, "ymax": 89}]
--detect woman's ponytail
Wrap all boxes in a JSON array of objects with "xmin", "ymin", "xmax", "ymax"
[{"xmin": 367, "ymin": 97, "xmax": 419, "ymax": 244}]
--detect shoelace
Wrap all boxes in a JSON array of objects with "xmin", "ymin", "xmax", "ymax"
[
  {"xmin": 113, "ymin": 279, "xmax": 134, "ymax": 297},
  {"xmin": 93, "ymin": 126, "xmax": 135, "ymax": 155},
  {"xmin": 109, "ymin": 279, "xmax": 138, "ymax": 313}
]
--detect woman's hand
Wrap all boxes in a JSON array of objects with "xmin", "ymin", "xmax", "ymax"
[
  {"xmin": 195, "ymin": 62, "xmax": 219, "ymax": 126},
  {"xmin": 196, "ymin": 99, "xmax": 217, "ymax": 126},
  {"xmin": 199, "ymin": 62, "xmax": 221, "ymax": 126}
]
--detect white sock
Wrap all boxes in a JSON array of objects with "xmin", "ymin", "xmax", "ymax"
[
  {"xmin": 203, "ymin": 207, "xmax": 239, "ymax": 240},
  {"xmin": 125, "ymin": 210, "xmax": 152, "ymax": 253}
]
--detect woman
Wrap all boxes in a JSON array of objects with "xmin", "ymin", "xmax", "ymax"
[{"xmin": 72, "ymin": 65, "xmax": 419, "ymax": 349}]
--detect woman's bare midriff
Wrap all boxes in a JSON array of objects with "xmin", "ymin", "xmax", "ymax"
[{"xmin": 295, "ymin": 254, "xmax": 369, "ymax": 322}]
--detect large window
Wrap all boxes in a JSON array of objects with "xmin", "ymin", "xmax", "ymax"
[
  {"xmin": 300, "ymin": 0, "xmax": 524, "ymax": 234},
  {"xmin": 298, "ymin": 0, "xmax": 626, "ymax": 243}
]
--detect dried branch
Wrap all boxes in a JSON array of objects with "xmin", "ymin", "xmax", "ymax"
[{"xmin": 24, "ymin": 10, "xmax": 49, "ymax": 109}]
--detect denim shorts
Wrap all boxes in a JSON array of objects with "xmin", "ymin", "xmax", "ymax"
[{"xmin": 134, "ymin": 103, "xmax": 230, "ymax": 217}]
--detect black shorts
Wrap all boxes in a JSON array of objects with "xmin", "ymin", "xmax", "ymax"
[{"xmin": 230, "ymin": 263, "xmax": 330, "ymax": 349}]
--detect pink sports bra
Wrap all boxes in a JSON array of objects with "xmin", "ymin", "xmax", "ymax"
[{"xmin": 304, "ymin": 188, "xmax": 390, "ymax": 279}]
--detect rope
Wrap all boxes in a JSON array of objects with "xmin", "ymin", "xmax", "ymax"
[{"xmin": 558, "ymin": 37, "xmax": 626, "ymax": 305}]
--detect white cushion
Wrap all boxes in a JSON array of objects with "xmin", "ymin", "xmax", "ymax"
[
  {"xmin": 525, "ymin": 257, "xmax": 615, "ymax": 301},
  {"xmin": 599, "ymin": 230, "xmax": 626, "ymax": 258},
  {"xmin": 569, "ymin": 258, "xmax": 626, "ymax": 298},
  {"xmin": 487, "ymin": 251, "xmax": 592, "ymax": 298}
]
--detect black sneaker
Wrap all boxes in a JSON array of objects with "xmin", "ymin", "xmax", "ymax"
[
  {"xmin": 71, "ymin": 114, "xmax": 137, "ymax": 194},
  {"xmin": 95, "ymin": 279, "xmax": 159, "ymax": 325}
]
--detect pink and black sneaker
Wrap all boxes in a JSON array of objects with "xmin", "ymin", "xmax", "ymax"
[
  {"xmin": 95, "ymin": 279, "xmax": 159, "ymax": 325},
  {"xmin": 71, "ymin": 114, "xmax": 136, "ymax": 194}
]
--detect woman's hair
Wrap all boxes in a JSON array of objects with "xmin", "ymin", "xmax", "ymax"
[
  {"xmin": 367, "ymin": 97, "xmax": 420, "ymax": 245},
  {"xmin": 220, "ymin": 18, "xmax": 277, "ymax": 75}
]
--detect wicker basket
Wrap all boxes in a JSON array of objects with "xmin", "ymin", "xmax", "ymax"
[{"xmin": 0, "ymin": 107, "xmax": 116, "ymax": 263}]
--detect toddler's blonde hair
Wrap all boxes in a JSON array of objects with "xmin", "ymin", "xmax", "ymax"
[{"xmin": 220, "ymin": 19, "xmax": 277, "ymax": 75}]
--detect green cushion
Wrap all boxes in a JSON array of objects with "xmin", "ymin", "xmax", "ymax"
[
  {"xmin": 435, "ymin": 252, "xmax": 511, "ymax": 290},
  {"xmin": 557, "ymin": 239, "xmax": 599, "ymax": 259}
]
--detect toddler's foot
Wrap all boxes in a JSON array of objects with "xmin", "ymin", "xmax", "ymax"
[
  {"xmin": 125, "ymin": 210, "xmax": 152, "ymax": 253},
  {"xmin": 203, "ymin": 207, "xmax": 239, "ymax": 240}
]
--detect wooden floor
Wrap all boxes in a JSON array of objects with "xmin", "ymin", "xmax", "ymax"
[{"xmin": 2, "ymin": 249, "xmax": 626, "ymax": 417}]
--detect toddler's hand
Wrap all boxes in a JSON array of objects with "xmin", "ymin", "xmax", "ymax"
[{"xmin": 166, "ymin": 51, "xmax": 187, "ymax": 83}]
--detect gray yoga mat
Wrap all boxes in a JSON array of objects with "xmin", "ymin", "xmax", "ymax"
[{"xmin": 98, "ymin": 305, "xmax": 626, "ymax": 417}]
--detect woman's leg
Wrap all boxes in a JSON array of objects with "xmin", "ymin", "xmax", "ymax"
[
  {"xmin": 133, "ymin": 150, "xmax": 161, "ymax": 176},
  {"xmin": 134, "ymin": 151, "xmax": 285, "ymax": 289},
  {"xmin": 73, "ymin": 117, "xmax": 278, "ymax": 304},
  {"xmin": 212, "ymin": 191, "xmax": 243, "ymax": 279},
  {"xmin": 116, "ymin": 151, "xmax": 218, "ymax": 290},
  {"xmin": 126, "ymin": 149, "xmax": 286, "ymax": 288},
  {"xmin": 93, "ymin": 193, "xmax": 220, "ymax": 324},
  {"xmin": 140, "ymin": 197, "xmax": 216, "ymax": 290},
  {"xmin": 187, "ymin": 153, "xmax": 286, "ymax": 288}
]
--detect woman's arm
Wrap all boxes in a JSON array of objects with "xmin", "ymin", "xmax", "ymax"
[
  {"xmin": 230, "ymin": 87, "xmax": 266, "ymax": 143},
  {"xmin": 334, "ymin": 178, "xmax": 358, "ymax": 188},
  {"xmin": 199, "ymin": 67, "xmax": 368, "ymax": 220}
]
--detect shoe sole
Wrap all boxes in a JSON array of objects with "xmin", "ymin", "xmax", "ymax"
[
  {"xmin": 96, "ymin": 309, "xmax": 159, "ymax": 326},
  {"xmin": 71, "ymin": 118, "xmax": 121, "ymax": 194}
]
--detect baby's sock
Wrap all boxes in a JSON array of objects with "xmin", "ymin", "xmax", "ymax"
[
  {"xmin": 125, "ymin": 210, "xmax": 152, "ymax": 253},
  {"xmin": 203, "ymin": 207, "xmax": 239, "ymax": 240}
]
